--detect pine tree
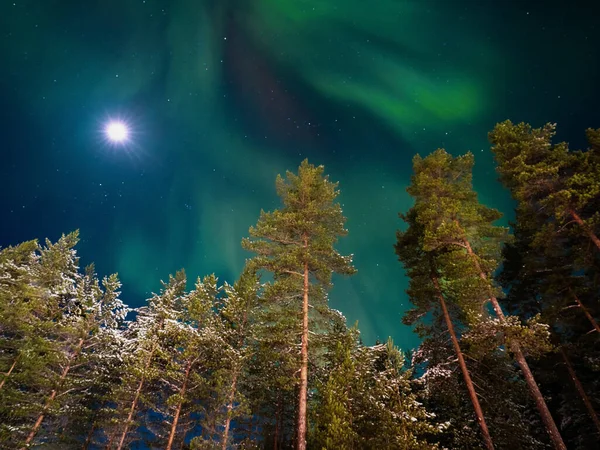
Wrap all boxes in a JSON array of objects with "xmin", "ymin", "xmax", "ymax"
[
  {"xmin": 0, "ymin": 232, "xmax": 127, "ymax": 448},
  {"xmin": 217, "ymin": 267, "xmax": 260, "ymax": 449},
  {"xmin": 59, "ymin": 268, "xmax": 129, "ymax": 448},
  {"xmin": 0, "ymin": 238, "xmax": 61, "ymax": 446},
  {"xmin": 412, "ymin": 332, "xmax": 548, "ymax": 449},
  {"xmin": 242, "ymin": 159, "xmax": 356, "ymax": 450},
  {"xmin": 159, "ymin": 273, "xmax": 223, "ymax": 450},
  {"xmin": 238, "ymin": 300, "xmax": 300, "ymax": 449},
  {"xmin": 310, "ymin": 322, "xmax": 440, "ymax": 449},
  {"xmin": 406, "ymin": 149, "xmax": 565, "ymax": 449},
  {"xmin": 309, "ymin": 322, "xmax": 360, "ymax": 449},
  {"xmin": 109, "ymin": 270, "xmax": 187, "ymax": 450},
  {"xmin": 489, "ymin": 121, "xmax": 600, "ymax": 250},
  {"xmin": 396, "ymin": 209, "xmax": 495, "ymax": 449},
  {"xmin": 491, "ymin": 123, "xmax": 600, "ymax": 447},
  {"xmin": 353, "ymin": 338, "xmax": 439, "ymax": 449}
]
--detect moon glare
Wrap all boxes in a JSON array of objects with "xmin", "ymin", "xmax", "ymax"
[{"xmin": 105, "ymin": 121, "xmax": 129, "ymax": 143}]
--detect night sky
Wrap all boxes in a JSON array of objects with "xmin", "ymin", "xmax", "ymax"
[{"xmin": 1, "ymin": 0, "xmax": 599, "ymax": 350}]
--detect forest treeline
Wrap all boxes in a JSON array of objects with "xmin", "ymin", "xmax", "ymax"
[{"xmin": 1, "ymin": 120, "xmax": 599, "ymax": 449}]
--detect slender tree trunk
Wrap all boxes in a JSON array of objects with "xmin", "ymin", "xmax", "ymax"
[
  {"xmin": 116, "ymin": 340, "xmax": 159, "ymax": 450},
  {"xmin": 166, "ymin": 359, "xmax": 192, "ymax": 450},
  {"xmin": 115, "ymin": 375, "xmax": 145, "ymax": 450},
  {"xmin": 274, "ymin": 396, "xmax": 282, "ymax": 450},
  {"xmin": 104, "ymin": 431, "xmax": 115, "ymax": 449},
  {"xmin": 462, "ymin": 237, "xmax": 567, "ymax": 450},
  {"xmin": 83, "ymin": 422, "xmax": 96, "ymax": 450},
  {"xmin": 559, "ymin": 347, "xmax": 600, "ymax": 434},
  {"xmin": 0, "ymin": 356, "xmax": 18, "ymax": 390},
  {"xmin": 221, "ymin": 367, "xmax": 239, "ymax": 450},
  {"xmin": 432, "ymin": 276, "xmax": 495, "ymax": 450},
  {"xmin": 570, "ymin": 289, "xmax": 600, "ymax": 333},
  {"xmin": 570, "ymin": 209, "xmax": 600, "ymax": 251},
  {"xmin": 274, "ymin": 414, "xmax": 279, "ymax": 450},
  {"xmin": 23, "ymin": 337, "xmax": 84, "ymax": 448},
  {"xmin": 297, "ymin": 241, "xmax": 309, "ymax": 450},
  {"xmin": 222, "ymin": 306, "xmax": 250, "ymax": 449}
]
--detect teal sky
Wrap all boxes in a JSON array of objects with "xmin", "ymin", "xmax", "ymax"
[{"xmin": 1, "ymin": 0, "xmax": 599, "ymax": 349}]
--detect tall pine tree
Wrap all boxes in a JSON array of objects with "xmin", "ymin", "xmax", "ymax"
[
  {"xmin": 405, "ymin": 149, "xmax": 565, "ymax": 449},
  {"xmin": 242, "ymin": 159, "xmax": 356, "ymax": 450}
]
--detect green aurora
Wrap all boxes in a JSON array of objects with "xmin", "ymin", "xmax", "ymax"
[{"xmin": 1, "ymin": 0, "xmax": 599, "ymax": 348}]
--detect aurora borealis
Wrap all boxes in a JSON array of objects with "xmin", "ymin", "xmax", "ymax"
[{"xmin": 1, "ymin": 0, "xmax": 599, "ymax": 349}]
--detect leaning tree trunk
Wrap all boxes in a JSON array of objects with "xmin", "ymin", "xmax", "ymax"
[
  {"xmin": 569, "ymin": 209, "xmax": 600, "ymax": 251},
  {"xmin": 23, "ymin": 337, "xmax": 84, "ymax": 448},
  {"xmin": 116, "ymin": 339, "xmax": 159, "ymax": 450},
  {"xmin": 432, "ymin": 276, "xmax": 495, "ymax": 450},
  {"xmin": 559, "ymin": 347, "xmax": 600, "ymax": 434},
  {"xmin": 83, "ymin": 422, "xmax": 96, "ymax": 450},
  {"xmin": 462, "ymin": 237, "xmax": 567, "ymax": 450},
  {"xmin": 569, "ymin": 289, "xmax": 600, "ymax": 333},
  {"xmin": 296, "ymin": 240, "xmax": 309, "ymax": 450},
  {"xmin": 166, "ymin": 359, "xmax": 192, "ymax": 450},
  {"xmin": 0, "ymin": 356, "xmax": 18, "ymax": 390}
]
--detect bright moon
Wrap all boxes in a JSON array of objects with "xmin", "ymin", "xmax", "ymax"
[{"xmin": 105, "ymin": 121, "xmax": 129, "ymax": 143}]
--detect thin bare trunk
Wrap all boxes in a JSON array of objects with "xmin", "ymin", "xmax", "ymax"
[
  {"xmin": 222, "ymin": 304, "xmax": 250, "ymax": 449},
  {"xmin": 297, "ymin": 239, "xmax": 309, "ymax": 450},
  {"xmin": 559, "ymin": 347, "xmax": 600, "ymax": 434},
  {"xmin": 432, "ymin": 276, "xmax": 494, "ymax": 450},
  {"xmin": 0, "ymin": 356, "xmax": 18, "ymax": 390},
  {"xmin": 274, "ymin": 396, "xmax": 282, "ymax": 450},
  {"xmin": 570, "ymin": 290, "xmax": 600, "ymax": 333},
  {"xmin": 463, "ymin": 237, "xmax": 567, "ymax": 450},
  {"xmin": 23, "ymin": 338, "xmax": 84, "ymax": 448},
  {"xmin": 104, "ymin": 432, "xmax": 115, "ymax": 449},
  {"xmin": 221, "ymin": 369, "xmax": 239, "ymax": 450},
  {"xmin": 83, "ymin": 422, "xmax": 95, "ymax": 450},
  {"xmin": 166, "ymin": 359, "xmax": 192, "ymax": 450},
  {"xmin": 570, "ymin": 209, "xmax": 600, "ymax": 251},
  {"xmin": 116, "ymin": 340, "xmax": 159, "ymax": 450}
]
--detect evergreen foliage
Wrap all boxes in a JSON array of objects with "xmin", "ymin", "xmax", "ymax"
[{"xmin": 0, "ymin": 136, "xmax": 598, "ymax": 449}]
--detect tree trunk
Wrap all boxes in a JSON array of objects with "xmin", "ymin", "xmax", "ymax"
[
  {"xmin": 297, "ymin": 244, "xmax": 309, "ymax": 450},
  {"xmin": 23, "ymin": 337, "xmax": 84, "ymax": 448},
  {"xmin": 570, "ymin": 209, "xmax": 600, "ymax": 251},
  {"xmin": 116, "ymin": 340, "xmax": 159, "ymax": 450},
  {"xmin": 432, "ymin": 276, "xmax": 495, "ymax": 450},
  {"xmin": 462, "ymin": 237, "xmax": 567, "ymax": 450},
  {"xmin": 274, "ymin": 396, "xmax": 282, "ymax": 450},
  {"xmin": 166, "ymin": 359, "xmax": 192, "ymax": 450},
  {"xmin": 83, "ymin": 422, "xmax": 95, "ymax": 450},
  {"xmin": 221, "ymin": 367, "xmax": 239, "ymax": 450},
  {"xmin": 104, "ymin": 431, "xmax": 115, "ymax": 449},
  {"xmin": 0, "ymin": 356, "xmax": 18, "ymax": 390},
  {"xmin": 559, "ymin": 347, "xmax": 600, "ymax": 435},
  {"xmin": 570, "ymin": 290, "xmax": 600, "ymax": 333},
  {"xmin": 222, "ymin": 305, "xmax": 250, "ymax": 449}
]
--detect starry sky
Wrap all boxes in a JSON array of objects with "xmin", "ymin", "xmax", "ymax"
[{"xmin": 1, "ymin": 0, "xmax": 599, "ymax": 350}]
